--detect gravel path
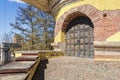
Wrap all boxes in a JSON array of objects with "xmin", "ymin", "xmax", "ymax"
[{"xmin": 33, "ymin": 57, "xmax": 120, "ymax": 80}]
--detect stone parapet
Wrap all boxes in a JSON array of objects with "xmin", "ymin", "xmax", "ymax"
[
  {"xmin": 51, "ymin": 42, "xmax": 66, "ymax": 52},
  {"xmin": 94, "ymin": 41, "xmax": 120, "ymax": 60}
]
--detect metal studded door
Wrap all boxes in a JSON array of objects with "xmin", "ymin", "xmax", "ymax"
[{"xmin": 65, "ymin": 16, "xmax": 94, "ymax": 58}]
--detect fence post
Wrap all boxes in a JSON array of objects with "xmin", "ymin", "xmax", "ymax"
[
  {"xmin": 0, "ymin": 44, "xmax": 2, "ymax": 64},
  {"xmin": 0, "ymin": 43, "xmax": 11, "ymax": 64}
]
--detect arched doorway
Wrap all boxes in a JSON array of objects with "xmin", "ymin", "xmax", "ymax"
[{"xmin": 65, "ymin": 16, "xmax": 94, "ymax": 58}]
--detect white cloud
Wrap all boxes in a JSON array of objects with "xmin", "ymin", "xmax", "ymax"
[{"xmin": 8, "ymin": 0, "xmax": 25, "ymax": 4}]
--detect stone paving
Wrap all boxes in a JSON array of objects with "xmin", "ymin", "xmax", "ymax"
[
  {"xmin": 0, "ymin": 73, "xmax": 27, "ymax": 80},
  {"xmin": 33, "ymin": 56, "xmax": 120, "ymax": 80}
]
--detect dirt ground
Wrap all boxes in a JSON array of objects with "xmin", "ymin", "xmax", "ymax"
[{"xmin": 33, "ymin": 56, "xmax": 120, "ymax": 80}]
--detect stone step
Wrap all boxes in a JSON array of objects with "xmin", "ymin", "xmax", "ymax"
[
  {"xmin": 16, "ymin": 55, "xmax": 38, "ymax": 61},
  {"xmin": 0, "ymin": 61, "xmax": 36, "ymax": 74},
  {"xmin": 0, "ymin": 62, "xmax": 3, "ymax": 66},
  {"xmin": 0, "ymin": 73, "xmax": 28, "ymax": 80},
  {"xmin": 22, "ymin": 53, "xmax": 38, "ymax": 56},
  {"xmin": 15, "ymin": 51, "xmax": 39, "ymax": 56}
]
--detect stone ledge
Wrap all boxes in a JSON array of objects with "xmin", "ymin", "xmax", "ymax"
[
  {"xmin": 51, "ymin": 42, "xmax": 61, "ymax": 51},
  {"xmin": 39, "ymin": 51, "xmax": 64, "ymax": 60},
  {"xmin": 0, "ymin": 73, "xmax": 28, "ymax": 80},
  {"xmin": 15, "ymin": 55, "xmax": 38, "ymax": 61},
  {"xmin": 94, "ymin": 41, "xmax": 120, "ymax": 60},
  {"xmin": 94, "ymin": 41, "xmax": 120, "ymax": 48},
  {"xmin": 94, "ymin": 55, "xmax": 120, "ymax": 60},
  {"xmin": 51, "ymin": 42, "xmax": 65, "ymax": 52}
]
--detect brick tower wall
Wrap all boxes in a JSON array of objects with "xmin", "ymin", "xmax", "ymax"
[{"xmin": 52, "ymin": 0, "xmax": 120, "ymax": 60}]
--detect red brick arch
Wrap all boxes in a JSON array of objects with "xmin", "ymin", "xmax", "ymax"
[
  {"xmin": 55, "ymin": 4, "xmax": 99, "ymax": 36},
  {"xmin": 55, "ymin": 4, "xmax": 120, "ymax": 41}
]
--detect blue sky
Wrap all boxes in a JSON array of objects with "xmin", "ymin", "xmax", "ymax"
[{"xmin": 0, "ymin": 0, "xmax": 26, "ymax": 42}]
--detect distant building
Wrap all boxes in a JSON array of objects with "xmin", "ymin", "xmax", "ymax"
[{"xmin": 13, "ymin": 34, "xmax": 24, "ymax": 44}]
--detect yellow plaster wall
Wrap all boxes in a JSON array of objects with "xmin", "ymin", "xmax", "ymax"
[
  {"xmin": 107, "ymin": 32, "xmax": 120, "ymax": 41},
  {"xmin": 56, "ymin": 0, "xmax": 120, "ymax": 21},
  {"xmin": 15, "ymin": 52, "xmax": 22, "ymax": 57},
  {"xmin": 55, "ymin": 0, "xmax": 120, "ymax": 43},
  {"xmin": 55, "ymin": 31, "xmax": 65, "ymax": 42}
]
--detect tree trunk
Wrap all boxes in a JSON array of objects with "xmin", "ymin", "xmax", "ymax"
[
  {"xmin": 44, "ymin": 20, "xmax": 48, "ymax": 49},
  {"xmin": 30, "ymin": 18, "xmax": 34, "ymax": 50}
]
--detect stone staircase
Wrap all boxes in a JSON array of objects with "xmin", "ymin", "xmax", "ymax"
[
  {"xmin": 0, "ymin": 51, "xmax": 40, "ymax": 80},
  {"xmin": 0, "ymin": 51, "xmax": 64, "ymax": 80}
]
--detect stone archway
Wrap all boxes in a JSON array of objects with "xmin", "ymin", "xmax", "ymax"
[
  {"xmin": 55, "ymin": 5, "xmax": 98, "ymax": 36},
  {"xmin": 53, "ymin": 5, "xmax": 98, "ymax": 52}
]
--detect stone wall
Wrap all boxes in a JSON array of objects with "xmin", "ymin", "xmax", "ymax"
[
  {"xmin": 53, "ymin": 4, "xmax": 120, "ymax": 60},
  {"xmin": 55, "ymin": 5, "xmax": 120, "ymax": 41},
  {"xmin": 22, "ymin": 0, "xmax": 120, "ymax": 60}
]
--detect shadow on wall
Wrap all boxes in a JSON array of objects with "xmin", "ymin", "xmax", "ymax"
[
  {"xmin": 65, "ymin": 16, "xmax": 94, "ymax": 33},
  {"xmin": 32, "ymin": 60, "xmax": 49, "ymax": 80}
]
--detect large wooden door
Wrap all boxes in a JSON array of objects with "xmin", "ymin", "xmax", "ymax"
[{"xmin": 65, "ymin": 16, "xmax": 94, "ymax": 58}]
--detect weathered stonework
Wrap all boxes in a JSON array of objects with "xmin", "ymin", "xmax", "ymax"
[
  {"xmin": 54, "ymin": 4, "xmax": 120, "ymax": 60},
  {"xmin": 94, "ymin": 11, "xmax": 120, "ymax": 41},
  {"xmin": 55, "ymin": 5, "xmax": 120, "ymax": 41},
  {"xmin": 55, "ymin": 5, "xmax": 98, "ymax": 36},
  {"xmin": 51, "ymin": 0, "xmax": 79, "ymax": 17},
  {"xmin": 94, "ymin": 41, "xmax": 120, "ymax": 60},
  {"xmin": 22, "ymin": 0, "xmax": 120, "ymax": 60}
]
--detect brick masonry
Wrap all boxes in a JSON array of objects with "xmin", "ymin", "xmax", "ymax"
[
  {"xmin": 54, "ymin": 4, "xmax": 120, "ymax": 59},
  {"xmin": 55, "ymin": 4, "xmax": 120, "ymax": 41},
  {"xmin": 94, "ymin": 55, "xmax": 120, "ymax": 60}
]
